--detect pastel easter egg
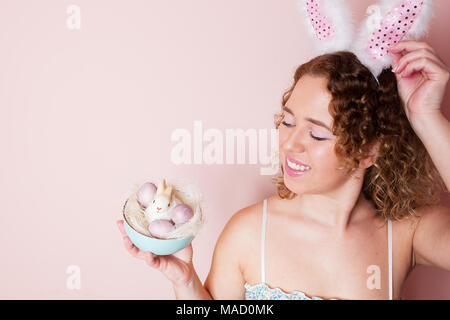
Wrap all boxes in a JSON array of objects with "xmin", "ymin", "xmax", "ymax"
[
  {"xmin": 170, "ymin": 204, "xmax": 193, "ymax": 225},
  {"xmin": 148, "ymin": 219, "xmax": 175, "ymax": 239},
  {"xmin": 137, "ymin": 182, "xmax": 157, "ymax": 208}
]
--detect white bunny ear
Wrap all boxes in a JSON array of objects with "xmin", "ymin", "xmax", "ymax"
[
  {"xmin": 165, "ymin": 184, "xmax": 173, "ymax": 197},
  {"xmin": 297, "ymin": 0, "xmax": 355, "ymax": 55},
  {"xmin": 350, "ymin": 0, "xmax": 434, "ymax": 78},
  {"xmin": 156, "ymin": 179, "xmax": 165, "ymax": 195}
]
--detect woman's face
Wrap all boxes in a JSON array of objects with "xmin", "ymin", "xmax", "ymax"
[{"xmin": 279, "ymin": 74, "xmax": 353, "ymax": 196}]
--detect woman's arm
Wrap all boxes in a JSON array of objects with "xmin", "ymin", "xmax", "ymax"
[
  {"xmin": 411, "ymin": 112, "xmax": 450, "ymax": 191},
  {"xmin": 174, "ymin": 206, "xmax": 253, "ymax": 299},
  {"xmin": 409, "ymin": 113, "xmax": 450, "ymax": 271},
  {"xmin": 203, "ymin": 207, "xmax": 256, "ymax": 299},
  {"xmin": 177, "ymin": 205, "xmax": 259, "ymax": 299},
  {"xmin": 118, "ymin": 205, "xmax": 254, "ymax": 299},
  {"xmin": 389, "ymin": 40, "xmax": 450, "ymax": 271},
  {"xmin": 117, "ymin": 220, "xmax": 213, "ymax": 299},
  {"xmin": 409, "ymin": 114, "xmax": 450, "ymax": 271},
  {"xmin": 411, "ymin": 204, "xmax": 450, "ymax": 271},
  {"xmin": 172, "ymin": 270, "xmax": 213, "ymax": 299}
]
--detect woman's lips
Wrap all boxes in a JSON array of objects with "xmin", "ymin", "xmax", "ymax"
[
  {"xmin": 284, "ymin": 156, "xmax": 311, "ymax": 177},
  {"xmin": 286, "ymin": 155, "xmax": 309, "ymax": 167}
]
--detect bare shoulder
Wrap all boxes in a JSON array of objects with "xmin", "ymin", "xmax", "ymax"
[
  {"xmin": 203, "ymin": 198, "xmax": 266, "ymax": 299},
  {"xmin": 413, "ymin": 203, "xmax": 450, "ymax": 218},
  {"xmin": 403, "ymin": 204, "xmax": 450, "ymax": 235},
  {"xmin": 217, "ymin": 198, "xmax": 265, "ymax": 256},
  {"xmin": 230, "ymin": 199, "xmax": 264, "ymax": 230},
  {"xmin": 213, "ymin": 197, "xmax": 270, "ymax": 261},
  {"xmin": 401, "ymin": 204, "xmax": 450, "ymax": 270}
]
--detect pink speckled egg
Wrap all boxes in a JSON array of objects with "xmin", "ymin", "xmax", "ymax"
[
  {"xmin": 148, "ymin": 219, "xmax": 175, "ymax": 239},
  {"xmin": 170, "ymin": 204, "xmax": 194, "ymax": 225},
  {"xmin": 137, "ymin": 182, "xmax": 157, "ymax": 208}
]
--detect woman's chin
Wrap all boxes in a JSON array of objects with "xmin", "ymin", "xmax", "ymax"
[{"xmin": 284, "ymin": 179, "xmax": 305, "ymax": 194}]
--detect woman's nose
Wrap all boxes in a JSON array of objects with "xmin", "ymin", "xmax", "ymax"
[{"xmin": 282, "ymin": 128, "xmax": 306, "ymax": 152}]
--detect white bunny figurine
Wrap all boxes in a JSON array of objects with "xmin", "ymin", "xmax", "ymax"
[
  {"xmin": 144, "ymin": 179, "xmax": 178, "ymax": 222},
  {"xmin": 137, "ymin": 179, "xmax": 193, "ymax": 239}
]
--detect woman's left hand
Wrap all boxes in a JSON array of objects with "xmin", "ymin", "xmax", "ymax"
[{"xmin": 388, "ymin": 40, "xmax": 450, "ymax": 123}]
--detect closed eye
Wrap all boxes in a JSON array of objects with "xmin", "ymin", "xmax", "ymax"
[
  {"xmin": 282, "ymin": 121, "xmax": 294, "ymax": 128},
  {"xmin": 282, "ymin": 121, "xmax": 327, "ymax": 141},
  {"xmin": 309, "ymin": 132, "xmax": 326, "ymax": 141}
]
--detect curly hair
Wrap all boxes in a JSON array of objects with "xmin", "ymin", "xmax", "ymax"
[{"xmin": 272, "ymin": 51, "xmax": 446, "ymax": 221}]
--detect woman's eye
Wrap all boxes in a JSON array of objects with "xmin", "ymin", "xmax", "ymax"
[
  {"xmin": 281, "ymin": 120, "xmax": 327, "ymax": 141},
  {"xmin": 309, "ymin": 131, "xmax": 326, "ymax": 141},
  {"xmin": 282, "ymin": 121, "xmax": 294, "ymax": 128}
]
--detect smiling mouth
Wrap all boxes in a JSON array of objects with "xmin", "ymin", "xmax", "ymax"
[
  {"xmin": 285, "ymin": 156, "xmax": 311, "ymax": 177},
  {"xmin": 287, "ymin": 159, "xmax": 310, "ymax": 171},
  {"xmin": 286, "ymin": 155, "xmax": 311, "ymax": 171}
]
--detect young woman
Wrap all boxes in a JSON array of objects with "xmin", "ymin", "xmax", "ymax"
[{"xmin": 117, "ymin": 40, "xmax": 450, "ymax": 300}]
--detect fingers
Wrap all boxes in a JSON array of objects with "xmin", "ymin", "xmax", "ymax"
[
  {"xmin": 399, "ymin": 57, "xmax": 449, "ymax": 81},
  {"xmin": 120, "ymin": 231, "xmax": 163, "ymax": 266},
  {"xmin": 117, "ymin": 220, "xmax": 148, "ymax": 260},
  {"xmin": 117, "ymin": 219, "xmax": 166, "ymax": 270},
  {"xmin": 117, "ymin": 219, "xmax": 163, "ymax": 266},
  {"xmin": 145, "ymin": 252, "xmax": 161, "ymax": 269},
  {"xmin": 387, "ymin": 40, "xmax": 450, "ymax": 80},
  {"xmin": 116, "ymin": 220, "xmax": 126, "ymax": 235},
  {"xmin": 172, "ymin": 243, "xmax": 193, "ymax": 262},
  {"xmin": 121, "ymin": 235, "xmax": 146, "ymax": 259},
  {"xmin": 392, "ymin": 48, "xmax": 446, "ymax": 75},
  {"xmin": 388, "ymin": 40, "xmax": 437, "ymax": 56}
]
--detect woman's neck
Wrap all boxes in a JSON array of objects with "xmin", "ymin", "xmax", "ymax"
[{"xmin": 282, "ymin": 176, "xmax": 377, "ymax": 237}]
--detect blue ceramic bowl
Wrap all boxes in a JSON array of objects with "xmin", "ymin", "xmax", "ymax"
[{"xmin": 122, "ymin": 208, "xmax": 193, "ymax": 256}]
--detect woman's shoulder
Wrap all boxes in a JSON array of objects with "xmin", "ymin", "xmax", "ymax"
[
  {"xmin": 392, "ymin": 204, "xmax": 449, "ymax": 233},
  {"xmin": 224, "ymin": 197, "xmax": 267, "ymax": 233},
  {"xmin": 218, "ymin": 195, "xmax": 278, "ymax": 248},
  {"xmin": 205, "ymin": 198, "xmax": 272, "ymax": 299}
]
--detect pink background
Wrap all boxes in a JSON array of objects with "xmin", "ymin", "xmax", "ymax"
[{"xmin": 0, "ymin": 0, "xmax": 449, "ymax": 299}]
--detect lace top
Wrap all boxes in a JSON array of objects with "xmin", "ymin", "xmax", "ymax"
[
  {"xmin": 244, "ymin": 198, "xmax": 394, "ymax": 300},
  {"xmin": 244, "ymin": 282, "xmax": 335, "ymax": 300}
]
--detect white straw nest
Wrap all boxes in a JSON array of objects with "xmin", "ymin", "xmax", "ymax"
[{"xmin": 123, "ymin": 179, "xmax": 205, "ymax": 239}]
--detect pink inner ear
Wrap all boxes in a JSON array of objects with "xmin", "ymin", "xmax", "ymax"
[
  {"xmin": 366, "ymin": 0, "xmax": 424, "ymax": 60},
  {"xmin": 306, "ymin": 0, "xmax": 335, "ymax": 41}
]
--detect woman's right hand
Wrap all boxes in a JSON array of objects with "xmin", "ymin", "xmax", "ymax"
[{"xmin": 116, "ymin": 219, "xmax": 194, "ymax": 288}]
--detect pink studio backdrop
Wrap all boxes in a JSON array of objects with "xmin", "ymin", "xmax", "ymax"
[{"xmin": 0, "ymin": 0, "xmax": 449, "ymax": 299}]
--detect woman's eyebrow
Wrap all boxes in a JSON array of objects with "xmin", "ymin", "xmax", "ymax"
[
  {"xmin": 305, "ymin": 117, "xmax": 332, "ymax": 132},
  {"xmin": 283, "ymin": 106, "xmax": 295, "ymax": 115},
  {"xmin": 283, "ymin": 106, "xmax": 331, "ymax": 132}
]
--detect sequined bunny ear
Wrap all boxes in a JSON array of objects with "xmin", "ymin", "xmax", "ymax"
[
  {"xmin": 350, "ymin": 0, "xmax": 435, "ymax": 78},
  {"xmin": 297, "ymin": 0, "xmax": 355, "ymax": 55}
]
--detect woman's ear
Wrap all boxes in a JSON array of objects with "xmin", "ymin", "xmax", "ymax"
[{"xmin": 359, "ymin": 140, "xmax": 381, "ymax": 169}]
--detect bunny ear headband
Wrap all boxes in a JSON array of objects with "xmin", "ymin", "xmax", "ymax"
[{"xmin": 297, "ymin": 0, "xmax": 435, "ymax": 82}]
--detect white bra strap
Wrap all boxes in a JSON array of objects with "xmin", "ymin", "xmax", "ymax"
[
  {"xmin": 261, "ymin": 199, "xmax": 267, "ymax": 284},
  {"xmin": 388, "ymin": 217, "xmax": 393, "ymax": 300}
]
